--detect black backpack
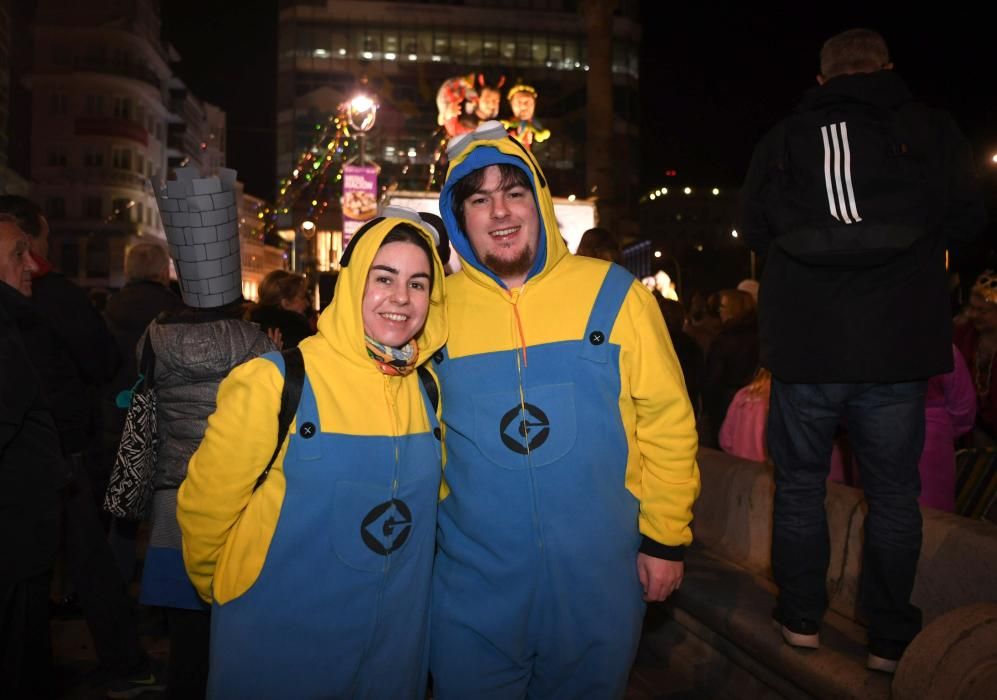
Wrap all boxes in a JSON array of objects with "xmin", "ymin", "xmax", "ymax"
[{"xmin": 770, "ymin": 99, "xmax": 939, "ymax": 266}]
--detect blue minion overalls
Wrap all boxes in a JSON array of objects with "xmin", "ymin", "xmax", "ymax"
[
  {"xmin": 431, "ymin": 265, "xmax": 646, "ymax": 700},
  {"xmin": 207, "ymin": 353, "xmax": 441, "ymax": 699}
]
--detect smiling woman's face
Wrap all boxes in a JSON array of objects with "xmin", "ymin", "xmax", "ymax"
[{"xmin": 361, "ymin": 241, "xmax": 432, "ymax": 348}]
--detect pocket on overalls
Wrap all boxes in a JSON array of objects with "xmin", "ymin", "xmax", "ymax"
[
  {"xmin": 473, "ymin": 382, "xmax": 578, "ymax": 470},
  {"xmin": 332, "ymin": 478, "xmax": 433, "ymax": 572}
]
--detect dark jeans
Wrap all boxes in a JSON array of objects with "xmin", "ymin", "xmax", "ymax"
[{"xmin": 768, "ymin": 379, "xmax": 925, "ymax": 646}]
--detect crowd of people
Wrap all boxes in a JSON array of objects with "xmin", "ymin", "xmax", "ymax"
[{"xmin": 0, "ymin": 24, "xmax": 990, "ymax": 700}]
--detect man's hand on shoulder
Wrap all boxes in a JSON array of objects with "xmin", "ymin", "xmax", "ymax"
[{"xmin": 637, "ymin": 553, "xmax": 684, "ymax": 602}]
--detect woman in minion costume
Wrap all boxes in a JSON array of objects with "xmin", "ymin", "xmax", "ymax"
[{"xmin": 176, "ymin": 207, "xmax": 447, "ymax": 699}]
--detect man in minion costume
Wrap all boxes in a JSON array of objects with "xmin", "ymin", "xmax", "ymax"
[{"xmin": 431, "ymin": 121, "xmax": 700, "ymax": 698}]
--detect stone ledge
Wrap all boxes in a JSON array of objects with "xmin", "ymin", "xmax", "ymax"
[{"xmin": 643, "ymin": 547, "xmax": 891, "ymax": 699}]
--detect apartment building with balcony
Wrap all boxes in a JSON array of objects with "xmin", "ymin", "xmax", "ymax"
[
  {"xmin": 25, "ymin": 0, "xmax": 250, "ymax": 290},
  {"xmin": 0, "ymin": 0, "xmax": 30, "ymax": 194}
]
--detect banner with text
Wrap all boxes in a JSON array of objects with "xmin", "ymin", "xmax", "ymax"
[{"xmin": 342, "ymin": 165, "xmax": 378, "ymax": 246}]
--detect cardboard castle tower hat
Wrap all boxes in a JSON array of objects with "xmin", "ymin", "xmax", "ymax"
[{"xmin": 155, "ymin": 167, "xmax": 242, "ymax": 308}]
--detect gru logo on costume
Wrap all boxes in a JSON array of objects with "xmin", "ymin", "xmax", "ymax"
[
  {"xmin": 499, "ymin": 403, "xmax": 551, "ymax": 454},
  {"xmin": 361, "ymin": 499, "xmax": 413, "ymax": 555}
]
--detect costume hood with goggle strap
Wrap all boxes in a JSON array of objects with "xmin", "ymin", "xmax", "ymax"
[{"xmin": 440, "ymin": 120, "xmax": 568, "ymax": 291}]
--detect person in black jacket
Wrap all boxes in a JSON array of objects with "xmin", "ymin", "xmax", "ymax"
[
  {"xmin": 101, "ymin": 242, "xmax": 182, "ymax": 590},
  {"xmin": 702, "ymin": 288, "xmax": 759, "ymax": 448},
  {"xmin": 0, "ymin": 211, "xmax": 63, "ymax": 700},
  {"xmin": 103, "ymin": 242, "xmax": 182, "ymax": 470},
  {"xmin": 0, "ymin": 196, "xmax": 160, "ymax": 697},
  {"xmin": 738, "ymin": 28, "xmax": 986, "ymax": 672}
]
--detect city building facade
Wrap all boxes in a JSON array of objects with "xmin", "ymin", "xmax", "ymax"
[
  {"xmin": 276, "ymin": 0, "xmax": 641, "ymax": 241},
  {"xmin": 0, "ymin": 0, "xmax": 30, "ymax": 194},
  {"xmin": 26, "ymin": 0, "xmax": 282, "ymax": 290}
]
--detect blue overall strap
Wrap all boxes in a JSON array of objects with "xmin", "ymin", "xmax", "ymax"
[{"xmin": 578, "ymin": 263, "xmax": 635, "ymax": 363}]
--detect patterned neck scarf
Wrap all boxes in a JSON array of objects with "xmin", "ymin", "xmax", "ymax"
[{"xmin": 365, "ymin": 335, "xmax": 419, "ymax": 376}]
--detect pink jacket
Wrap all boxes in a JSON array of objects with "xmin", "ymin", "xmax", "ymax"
[{"xmin": 919, "ymin": 345, "xmax": 976, "ymax": 511}]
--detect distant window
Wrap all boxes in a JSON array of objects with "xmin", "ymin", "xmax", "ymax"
[
  {"xmin": 86, "ymin": 237, "xmax": 110, "ymax": 278},
  {"xmin": 112, "ymin": 198, "xmax": 132, "ymax": 223},
  {"xmin": 49, "ymin": 92, "xmax": 68, "ymax": 116},
  {"xmin": 112, "ymin": 97, "xmax": 131, "ymax": 120},
  {"xmin": 48, "ymin": 148, "xmax": 68, "ymax": 167},
  {"xmin": 47, "ymin": 197, "xmax": 66, "ymax": 220},
  {"xmin": 53, "ymin": 45, "xmax": 71, "ymax": 66},
  {"xmin": 85, "ymin": 94, "xmax": 104, "ymax": 116},
  {"xmin": 112, "ymin": 147, "xmax": 131, "ymax": 170},
  {"xmin": 84, "ymin": 148, "xmax": 104, "ymax": 167},
  {"xmin": 61, "ymin": 241, "xmax": 79, "ymax": 277},
  {"xmin": 84, "ymin": 196, "xmax": 102, "ymax": 219}
]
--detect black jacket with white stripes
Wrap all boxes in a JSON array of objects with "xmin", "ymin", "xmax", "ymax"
[{"xmin": 738, "ymin": 70, "xmax": 986, "ymax": 383}]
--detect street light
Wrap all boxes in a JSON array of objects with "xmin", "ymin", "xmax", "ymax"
[{"xmin": 347, "ymin": 94, "xmax": 378, "ymax": 166}]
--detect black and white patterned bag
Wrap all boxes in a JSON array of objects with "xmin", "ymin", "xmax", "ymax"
[{"xmin": 104, "ymin": 334, "xmax": 158, "ymax": 520}]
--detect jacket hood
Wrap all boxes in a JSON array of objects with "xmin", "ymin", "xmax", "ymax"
[
  {"xmin": 801, "ymin": 70, "xmax": 913, "ymax": 112},
  {"xmin": 316, "ymin": 214, "xmax": 447, "ymax": 369},
  {"xmin": 149, "ymin": 317, "xmax": 268, "ymax": 382},
  {"xmin": 440, "ymin": 121, "xmax": 567, "ymax": 290}
]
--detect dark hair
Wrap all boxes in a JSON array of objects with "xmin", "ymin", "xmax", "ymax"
[
  {"xmin": 0, "ymin": 195, "xmax": 43, "ymax": 237},
  {"xmin": 450, "ymin": 163, "xmax": 531, "ymax": 230},
  {"xmin": 257, "ymin": 269, "xmax": 309, "ymax": 308},
  {"xmin": 380, "ymin": 223, "xmax": 435, "ymax": 292},
  {"xmin": 576, "ymin": 227, "xmax": 622, "ymax": 264}
]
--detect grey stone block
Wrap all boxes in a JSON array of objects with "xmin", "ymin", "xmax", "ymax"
[
  {"xmin": 166, "ymin": 180, "xmax": 188, "ymax": 198},
  {"xmin": 219, "ymin": 168, "xmax": 237, "ymax": 190},
  {"xmin": 211, "ymin": 190, "xmax": 235, "ymax": 209},
  {"xmin": 158, "ymin": 197, "xmax": 179, "ymax": 212},
  {"xmin": 201, "ymin": 208, "xmax": 230, "ymax": 227},
  {"xmin": 216, "ymin": 220, "xmax": 238, "ymax": 240},
  {"xmin": 188, "ymin": 195, "xmax": 214, "ymax": 212},
  {"xmin": 220, "ymin": 253, "xmax": 239, "ymax": 275},
  {"xmin": 205, "ymin": 241, "xmax": 229, "ymax": 260},
  {"xmin": 189, "ymin": 226, "xmax": 218, "ymax": 245},
  {"xmin": 181, "ymin": 244, "xmax": 207, "ymax": 263},
  {"xmin": 196, "ymin": 259, "xmax": 222, "ymax": 278},
  {"xmin": 208, "ymin": 271, "xmax": 240, "ymax": 295},
  {"xmin": 184, "ymin": 278, "xmax": 208, "ymax": 295},
  {"xmin": 192, "ymin": 177, "xmax": 222, "ymax": 195}
]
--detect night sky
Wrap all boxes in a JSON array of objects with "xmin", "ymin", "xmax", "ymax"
[{"xmin": 161, "ymin": 2, "xmax": 996, "ymax": 202}]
